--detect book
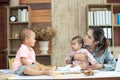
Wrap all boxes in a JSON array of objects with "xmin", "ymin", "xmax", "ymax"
[
  {"xmin": 88, "ymin": 11, "xmax": 91, "ymax": 25},
  {"xmin": 113, "ymin": 13, "xmax": 117, "ymax": 25},
  {"xmin": 99, "ymin": 11, "xmax": 103, "ymax": 25},
  {"xmin": 103, "ymin": 28, "xmax": 108, "ymax": 38},
  {"xmin": 88, "ymin": 11, "xmax": 94, "ymax": 25},
  {"xmin": 96, "ymin": 11, "xmax": 100, "ymax": 25},
  {"xmin": 102, "ymin": 11, "xmax": 106, "ymax": 25},
  {"xmin": 108, "ymin": 11, "xmax": 112, "ymax": 25},
  {"xmin": 107, "ymin": 28, "xmax": 112, "ymax": 39},
  {"xmin": 8, "ymin": 58, "xmax": 15, "ymax": 69},
  {"xmin": 117, "ymin": 13, "xmax": 120, "ymax": 25},
  {"xmin": 18, "ymin": 9, "xmax": 21, "ymax": 22},
  {"xmin": 93, "ymin": 11, "xmax": 97, "ymax": 25}
]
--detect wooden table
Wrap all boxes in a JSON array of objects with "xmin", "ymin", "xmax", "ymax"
[
  {"xmin": 0, "ymin": 69, "xmax": 120, "ymax": 79},
  {"xmin": 8, "ymin": 70, "xmax": 120, "ymax": 80}
]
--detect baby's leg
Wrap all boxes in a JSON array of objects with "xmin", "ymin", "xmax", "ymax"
[
  {"xmin": 41, "ymin": 65, "xmax": 57, "ymax": 71},
  {"xmin": 35, "ymin": 61, "xmax": 56, "ymax": 71},
  {"xmin": 15, "ymin": 65, "xmax": 52, "ymax": 76},
  {"xmin": 23, "ymin": 67, "xmax": 52, "ymax": 76}
]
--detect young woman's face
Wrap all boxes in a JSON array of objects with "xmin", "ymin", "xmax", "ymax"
[
  {"xmin": 71, "ymin": 39, "xmax": 82, "ymax": 51},
  {"xmin": 84, "ymin": 29, "xmax": 96, "ymax": 47}
]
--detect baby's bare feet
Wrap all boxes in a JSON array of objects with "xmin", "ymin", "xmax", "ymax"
[
  {"xmin": 46, "ymin": 70, "xmax": 53, "ymax": 76},
  {"xmin": 52, "ymin": 66, "xmax": 57, "ymax": 71}
]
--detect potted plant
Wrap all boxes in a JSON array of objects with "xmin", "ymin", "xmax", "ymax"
[{"xmin": 32, "ymin": 26, "xmax": 57, "ymax": 54}]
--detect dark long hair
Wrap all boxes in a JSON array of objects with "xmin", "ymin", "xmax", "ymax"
[{"xmin": 90, "ymin": 27, "xmax": 110, "ymax": 56}]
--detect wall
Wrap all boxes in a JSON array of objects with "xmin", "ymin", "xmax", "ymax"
[{"xmin": 51, "ymin": 0, "xmax": 107, "ymax": 66}]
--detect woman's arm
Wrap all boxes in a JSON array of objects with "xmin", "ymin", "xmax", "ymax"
[
  {"xmin": 93, "ymin": 48, "xmax": 116, "ymax": 70},
  {"xmin": 103, "ymin": 48, "xmax": 117, "ymax": 70},
  {"xmin": 73, "ymin": 53, "xmax": 87, "ymax": 62}
]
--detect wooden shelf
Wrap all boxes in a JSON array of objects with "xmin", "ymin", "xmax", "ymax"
[
  {"xmin": 89, "ymin": 25, "xmax": 112, "ymax": 27},
  {"xmin": 9, "ymin": 5, "xmax": 29, "ymax": 9},
  {"xmin": 8, "ymin": 53, "xmax": 51, "ymax": 66},
  {"xmin": 9, "ymin": 38, "xmax": 19, "ymax": 40},
  {"xmin": 88, "ymin": 4, "xmax": 111, "ymax": 8},
  {"xmin": 35, "ymin": 54, "xmax": 51, "ymax": 56},
  {"xmin": 113, "ymin": 25, "xmax": 120, "ymax": 27},
  {"xmin": 9, "ymin": 22, "xmax": 28, "ymax": 24}
]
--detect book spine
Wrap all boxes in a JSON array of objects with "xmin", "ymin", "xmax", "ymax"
[
  {"xmin": 103, "ymin": 28, "xmax": 108, "ymax": 38},
  {"xmin": 108, "ymin": 11, "xmax": 112, "ymax": 25},
  {"xmin": 93, "ymin": 11, "xmax": 97, "ymax": 25},
  {"xmin": 18, "ymin": 9, "xmax": 21, "ymax": 22},
  {"xmin": 117, "ymin": 13, "xmax": 120, "ymax": 25},
  {"xmin": 88, "ymin": 11, "xmax": 91, "ymax": 25}
]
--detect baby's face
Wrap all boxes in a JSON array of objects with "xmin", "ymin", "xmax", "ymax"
[
  {"xmin": 71, "ymin": 39, "xmax": 82, "ymax": 51},
  {"xmin": 27, "ymin": 31, "xmax": 36, "ymax": 47}
]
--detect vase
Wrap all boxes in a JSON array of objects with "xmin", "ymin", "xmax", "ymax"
[{"xmin": 39, "ymin": 41, "xmax": 49, "ymax": 54}]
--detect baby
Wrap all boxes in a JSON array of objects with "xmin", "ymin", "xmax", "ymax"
[
  {"xmin": 57, "ymin": 36, "xmax": 98, "ymax": 71},
  {"xmin": 12, "ymin": 28, "xmax": 54, "ymax": 76}
]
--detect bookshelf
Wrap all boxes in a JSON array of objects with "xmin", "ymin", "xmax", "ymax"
[
  {"xmin": 87, "ymin": 4, "xmax": 120, "ymax": 46},
  {"xmin": 112, "ymin": 4, "xmax": 120, "ymax": 46},
  {"xmin": 7, "ymin": 5, "xmax": 31, "ymax": 69}
]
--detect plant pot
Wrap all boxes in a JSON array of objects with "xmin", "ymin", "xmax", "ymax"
[{"xmin": 39, "ymin": 41, "xmax": 49, "ymax": 54}]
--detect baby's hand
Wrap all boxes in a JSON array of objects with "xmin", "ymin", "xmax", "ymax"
[{"xmin": 66, "ymin": 59, "xmax": 71, "ymax": 64}]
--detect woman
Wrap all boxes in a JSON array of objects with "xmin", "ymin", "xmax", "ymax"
[{"xmin": 74, "ymin": 27, "xmax": 116, "ymax": 70}]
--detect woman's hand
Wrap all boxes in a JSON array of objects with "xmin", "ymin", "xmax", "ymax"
[
  {"xmin": 80, "ymin": 62, "xmax": 89, "ymax": 69},
  {"xmin": 88, "ymin": 63, "xmax": 104, "ymax": 70},
  {"xmin": 74, "ymin": 53, "xmax": 87, "ymax": 61}
]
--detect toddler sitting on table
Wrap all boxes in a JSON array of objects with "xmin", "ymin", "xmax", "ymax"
[
  {"xmin": 57, "ymin": 36, "xmax": 98, "ymax": 72},
  {"xmin": 12, "ymin": 28, "xmax": 55, "ymax": 76}
]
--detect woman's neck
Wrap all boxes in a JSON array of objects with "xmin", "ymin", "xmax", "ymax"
[{"xmin": 87, "ymin": 46, "xmax": 96, "ymax": 53}]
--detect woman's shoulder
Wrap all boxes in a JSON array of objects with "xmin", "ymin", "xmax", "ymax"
[
  {"xmin": 104, "ymin": 47, "xmax": 111, "ymax": 52},
  {"xmin": 103, "ymin": 47, "xmax": 112, "ymax": 55}
]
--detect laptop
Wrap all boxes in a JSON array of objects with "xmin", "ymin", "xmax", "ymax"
[{"xmin": 115, "ymin": 54, "xmax": 120, "ymax": 72}]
